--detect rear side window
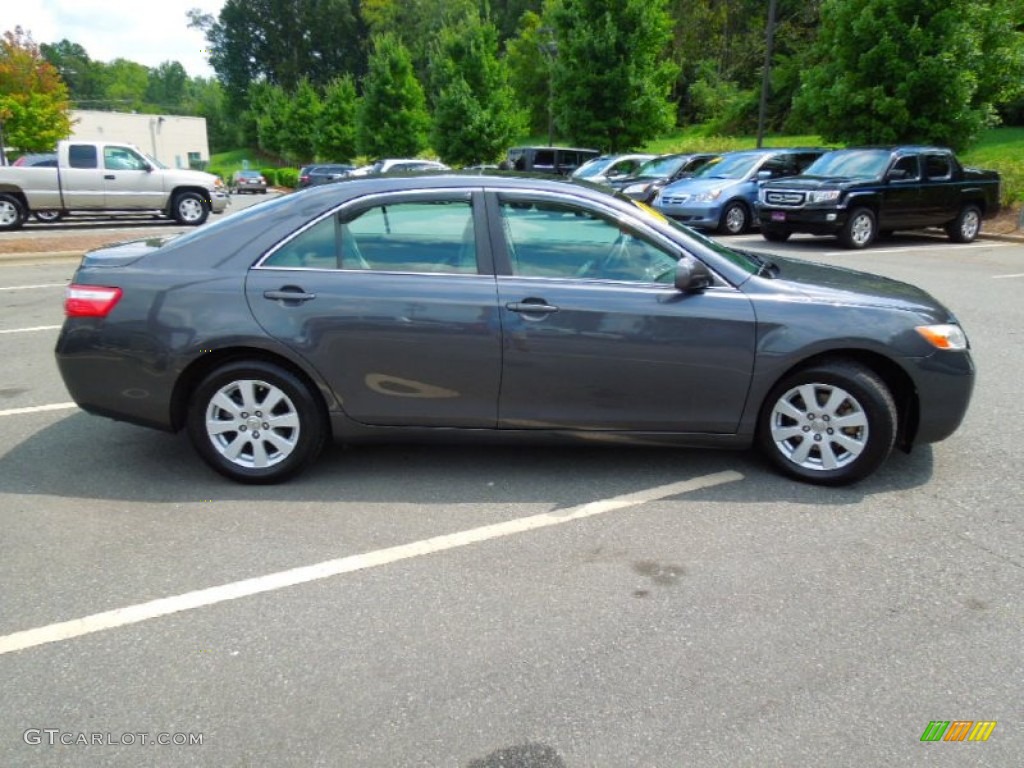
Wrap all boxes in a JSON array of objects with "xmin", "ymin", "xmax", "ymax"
[
  {"xmin": 924, "ymin": 154, "xmax": 952, "ymax": 180},
  {"xmin": 68, "ymin": 145, "xmax": 98, "ymax": 169},
  {"xmin": 260, "ymin": 199, "xmax": 478, "ymax": 274}
]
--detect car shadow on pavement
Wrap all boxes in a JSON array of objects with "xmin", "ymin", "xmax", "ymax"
[{"xmin": 0, "ymin": 411, "xmax": 934, "ymax": 507}]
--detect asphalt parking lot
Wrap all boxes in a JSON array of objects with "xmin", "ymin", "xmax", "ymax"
[{"xmin": 1, "ymin": 219, "xmax": 1022, "ymax": 766}]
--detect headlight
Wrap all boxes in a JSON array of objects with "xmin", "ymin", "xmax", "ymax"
[
  {"xmin": 213, "ymin": 178, "xmax": 225, "ymax": 190},
  {"xmin": 624, "ymin": 183, "xmax": 649, "ymax": 195},
  {"xmin": 809, "ymin": 190, "xmax": 840, "ymax": 203},
  {"xmin": 916, "ymin": 324, "xmax": 968, "ymax": 350},
  {"xmin": 694, "ymin": 189, "xmax": 723, "ymax": 202}
]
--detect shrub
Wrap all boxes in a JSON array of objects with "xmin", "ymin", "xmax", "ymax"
[
  {"xmin": 276, "ymin": 168, "xmax": 299, "ymax": 188},
  {"xmin": 205, "ymin": 166, "xmax": 228, "ymax": 183},
  {"xmin": 260, "ymin": 168, "xmax": 278, "ymax": 187}
]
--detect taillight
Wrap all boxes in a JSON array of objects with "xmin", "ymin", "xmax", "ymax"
[{"xmin": 65, "ymin": 285, "xmax": 123, "ymax": 318}]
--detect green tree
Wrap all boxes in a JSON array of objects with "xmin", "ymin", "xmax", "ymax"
[
  {"xmin": 317, "ymin": 75, "xmax": 359, "ymax": 161},
  {"xmin": 102, "ymin": 58, "xmax": 150, "ymax": 112},
  {"xmin": 189, "ymin": 0, "xmax": 365, "ymax": 109},
  {"xmin": 251, "ymin": 82, "xmax": 290, "ymax": 157},
  {"xmin": 146, "ymin": 61, "xmax": 189, "ymax": 111},
  {"xmin": 40, "ymin": 39, "xmax": 105, "ymax": 107},
  {"xmin": 358, "ymin": 34, "xmax": 430, "ymax": 158},
  {"xmin": 550, "ymin": 0, "xmax": 678, "ymax": 151},
  {"xmin": 505, "ymin": 8, "xmax": 554, "ymax": 137},
  {"xmin": 280, "ymin": 78, "xmax": 322, "ymax": 162},
  {"xmin": 0, "ymin": 27, "xmax": 72, "ymax": 154},
  {"xmin": 429, "ymin": 14, "xmax": 524, "ymax": 166},
  {"xmin": 793, "ymin": 0, "xmax": 1024, "ymax": 150}
]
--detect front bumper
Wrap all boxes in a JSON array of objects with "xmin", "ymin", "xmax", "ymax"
[
  {"xmin": 756, "ymin": 205, "xmax": 849, "ymax": 235},
  {"xmin": 653, "ymin": 200, "xmax": 722, "ymax": 229},
  {"xmin": 209, "ymin": 190, "xmax": 230, "ymax": 214},
  {"xmin": 907, "ymin": 349, "xmax": 976, "ymax": 445}
]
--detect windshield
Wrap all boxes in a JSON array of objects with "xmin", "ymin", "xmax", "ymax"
[
  {"xmin": 803, "ymin": 150, "xmax": 892, "ymax": 179},
  {"xmin": 141, "ymin": 151, "xmax": 167, "ymax": 170},
  {"xmin": 636, "ymin": 156, "xmax": 686, "ymax": 178},
  {"xmin": 627, "ymin": 199, "xmax": 760, "ymax": 275},
  {"xmin": 694, "ymin": 153, "xmax": 763, "ymax": 180},
  {"xmin": 573, "ymin": 157, "xmax": 614, "ymax": 178}
]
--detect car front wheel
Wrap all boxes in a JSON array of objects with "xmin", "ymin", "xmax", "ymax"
[
  {"xmin": 172, "ymin": 191, "xmax": 210, "ymax": 226},
  {"xmin": 718, "ymin": 201, "xmax": 750, "ymax": 235},
  {"xmin": 187, "ymin": 361, "xmax": 326, "ymax": 483},
  {"xmin": 758, "ymin": 360, "xmax": 897, "ymax": 485},
  {"xmin": 761, "ymin": 227, "xmax": 791, "ymax": 242},
  {"xmin": 839, "ymin": 207, "xmax": 876, "ymax": 249}
]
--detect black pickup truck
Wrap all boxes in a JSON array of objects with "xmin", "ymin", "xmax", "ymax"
[{"xmin": 756, "ymin": 146, "xmax": 1001, "ymax": 248}]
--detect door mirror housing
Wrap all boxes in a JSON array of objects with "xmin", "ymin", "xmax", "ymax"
[{"xmin": 674, "ymin": 255, "xmax": 714, "ymax": 292}]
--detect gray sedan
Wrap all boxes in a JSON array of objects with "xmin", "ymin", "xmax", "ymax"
[{"xmin": 56, "ymin": 174, "xmax": 974, "ymax": 485}]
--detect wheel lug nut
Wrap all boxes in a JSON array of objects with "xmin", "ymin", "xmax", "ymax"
[
  {"xmin": 253, "ymin": 431, "xmax": 260, "ymax": 438},
  {"xmin": 827, "ymin": 428, "xmax": 834, "ymax": 435},
  {"xmin": 802, "ymin": 426, "xmax": 811, "ymax": 432},
  {"xmin": 263, "ymin": 423, "xmax": 269, "ymax": 429},
  {"xmin": 814, "ymin": 435, "xmax": 822, "ymax": 441},
  {"xmin": 256, "ymin": 411, "xmax": 262, "ymax": 417},
  {"xmin": 239, "ymin": 425, "xmax": 247, "ymax": 431},
  {"xmin": 241, "ymin": 412, "xmax": 249, "ymax": 418}
]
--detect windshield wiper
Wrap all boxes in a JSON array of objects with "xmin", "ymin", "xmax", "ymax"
[{"xmin": 739, "ymin": 249, "xmax": 780, "ymax": 277}]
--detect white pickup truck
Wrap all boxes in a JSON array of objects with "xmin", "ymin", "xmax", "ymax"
[{"xmin": 0, "ymin": 140, "xmax": 229, "ymax": 230}]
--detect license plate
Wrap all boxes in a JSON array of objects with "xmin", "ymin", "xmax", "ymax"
[{"xmin": 771, "ymin": 211, "xmax": 787, "ymax": 222}]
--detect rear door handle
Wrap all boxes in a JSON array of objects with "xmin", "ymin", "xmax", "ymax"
[
  {"xmin": 264, "ymin": 289, "xmax": 316, "ymax": 302},
  {"xmin": 506, "ymin": 300, "xmax": 558, "ymax": 314},
  {"xmin": 104, "ymin": 175, "xmax": 116, "ymax": 180}
]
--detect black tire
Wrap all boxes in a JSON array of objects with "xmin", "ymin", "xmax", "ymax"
[
  {"xmin": 761, "ymin": 227, "xmax": 791, "ymax": 243},
  {"xmin": 839, "ymin": 207, "xmax": 876, "ymax": 249},
  {"xmin": 757, "ymin": 360, "xmax": 897, "ymax": 486},
  {"xmin": 0, "ymin": 193, "xmax": 26, "ymax": 231},
  {"xmin": 172, "ymin": 191, "xmax": 210, "ymax": 226},
  {"xmin": 187, "ymin": 361, "xmax": 326, "ymax": 484},
  {"xmin": 718, "ymin": 200, "xmax": 750, "ymax": 235},
  {"xmin": 33, "ymin": 210, "xmax": 63, "ymax": 223},
  {"xmin": 946, "ymin": 204, "xmax": 982, "ymax": 244}
]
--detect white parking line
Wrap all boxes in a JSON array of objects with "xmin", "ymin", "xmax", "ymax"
[
  {"xmin": 822, "ymin": 243, "xmax": 1006, "ymax": 256},
  {"xmin": 0, "ymin": 402, "xmax": 77, "ymax": 418},
  {"xmin": 0, "ymin": 470, "xmax": 743, "ymax": 656},
  {"xmin": 0, "ymin": 325, "xmax": 62, "ymax": 335},
  {"xmin": 0, "ymin": 283, "xmax": 66, "ymax": 292},
  {"xmin": 993, "ymin": 273, "xmax": 1024, "ymax": 279}
]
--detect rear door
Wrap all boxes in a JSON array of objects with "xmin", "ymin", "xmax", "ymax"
[
  {"xmin": 58, "ymin": 144, "xmax": 106, "ymax": 208},
  {"xmin": 246, "ymin": 188, "xmax": 503, "ymax": 427}
]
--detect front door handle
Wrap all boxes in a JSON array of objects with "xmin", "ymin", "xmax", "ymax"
[
  {"xmin": 506, "ymin": 300, "xmax": 558, "ymax": 315},
  {"xmin": 104, "ymin": 174, "xmax": 116, "ymax": 180},
  {"xmin": 264, "ymin": 288, "xmax": 316, "ymax": 302}
]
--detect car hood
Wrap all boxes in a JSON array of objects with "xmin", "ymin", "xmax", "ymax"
[
  {"xmin": 762, "ymin": 175, "xmax": 874, "ymax": 189},
  {"xmin": 764, "ymin": 254, "xmax": 953, "ymax": 322},
  {"xmin": 662, "ymin": 177, "xmax": 743, "ymax": 194}
]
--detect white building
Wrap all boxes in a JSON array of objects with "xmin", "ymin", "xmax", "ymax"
[{"xmin": 70, "ymin": 110, "xmax": 212, "ymax": 169}]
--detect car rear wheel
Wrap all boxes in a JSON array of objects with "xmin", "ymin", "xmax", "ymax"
[
  {"xmin": 839, "ymin": 207, "xmax": 876, "ymax": 249},
  {"xmin": 172, "ymin": 191, "xmax": 210, "ymax": 226},
  {"xmin": 187, "ymin": 361, "xmax": 326, "ymax": 483},
  {"xmin": 758, "ymin": 360, "xmax": 897, "ymax": 485},
  {"xmin": 718, "ymin": 201, "xmax": 750, "ymax": 235},
  {"xmin": 946, "ymin": 205, "xmax": 981, "ymax": 243},
  {"xmin": 0, "ymin": 193, "xmax": 26, "ymax": 231}
]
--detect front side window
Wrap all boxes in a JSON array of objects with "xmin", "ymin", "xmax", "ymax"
[
  {"xmin": 891, "ymin": 155, "xmax": 920, "ymax": 180},
  {"xmin": 104, "ymin": 147, "xmax": 148, "ymax": 171},
  {"xmin": 499, "ymin": 198, "xmax": 678, "ymax": 284}
]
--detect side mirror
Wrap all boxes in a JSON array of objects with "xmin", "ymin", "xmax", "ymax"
[
  {"xmin": 756, "ymin": 170, "xmax": 772, "ymax": 181},
  {"xmin": 674, "ymin": 255, "xmax": 714, "ymax": 293}
]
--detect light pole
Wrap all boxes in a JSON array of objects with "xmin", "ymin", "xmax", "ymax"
[
  {"xmin": 756, "ymin": 0, "xmax": 778, "ymax": 148},
  {"xmin": 538, "ymin": 27, "xmax": 558, "ymax": 147}
]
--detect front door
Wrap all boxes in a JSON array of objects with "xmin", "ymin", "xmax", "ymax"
[
  {"xmin": 102, "ymin": 145, "xmax": 166, "ymax": 209},
  {"xmin": 490, "ymin": 192, "xmax": 757, "ymax": 433}
]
